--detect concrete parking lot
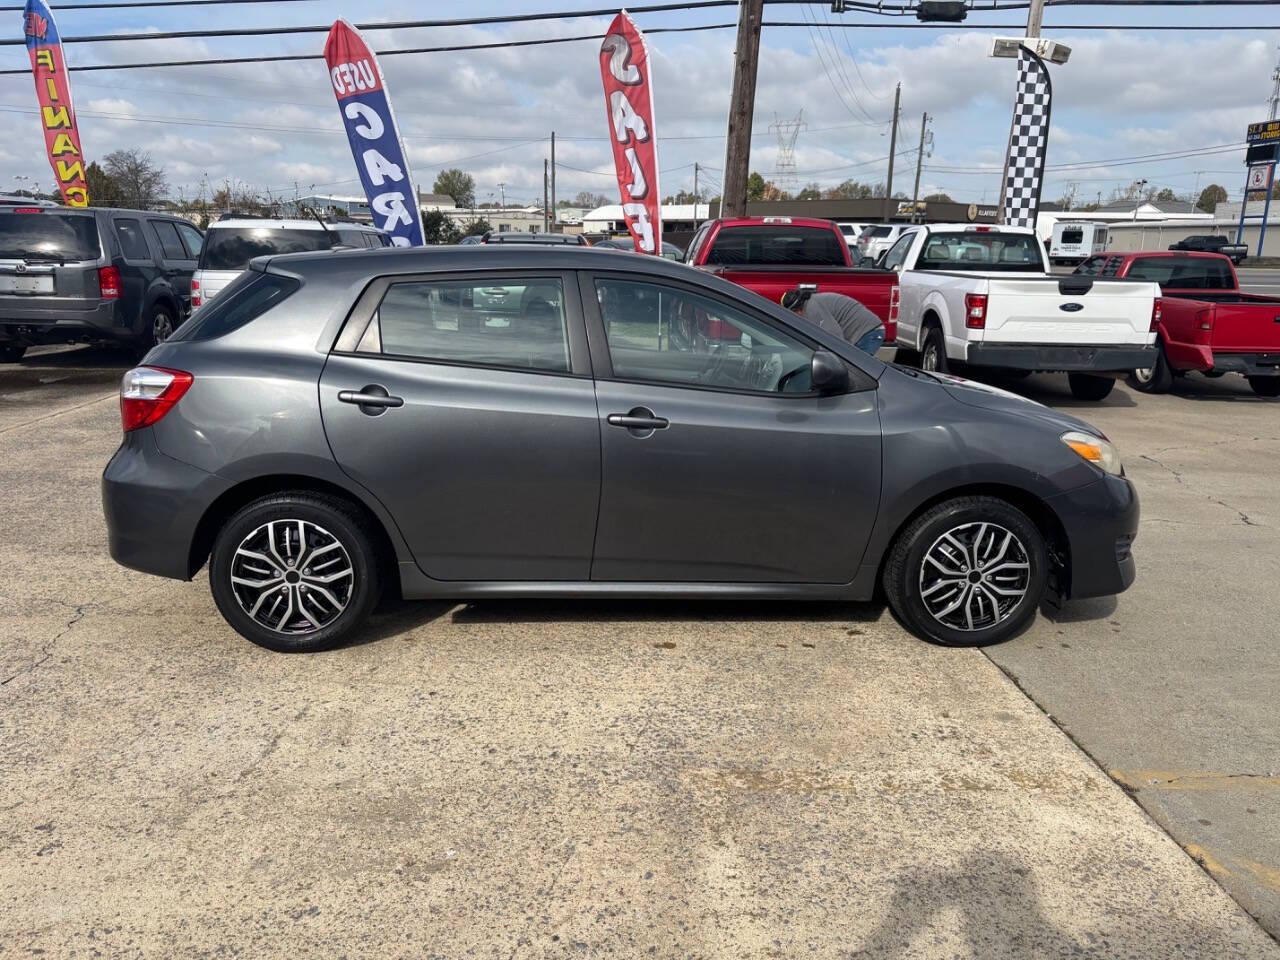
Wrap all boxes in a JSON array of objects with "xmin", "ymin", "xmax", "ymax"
[{"xmin": 1, "ymin": 345, "xmax": 1277, "ymax": 958}]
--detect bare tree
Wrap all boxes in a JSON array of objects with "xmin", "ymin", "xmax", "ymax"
[{"xmin": 102, "ymin": 149, "xmax": 169, "ymax": 208}]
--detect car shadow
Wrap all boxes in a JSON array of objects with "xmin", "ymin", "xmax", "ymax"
[
  {"xmin": 1040, "ymin": 594, "xmax": 1118, "ymax": 624},
  {"xmin": 447, "ymin": 597, "xmax": 887, "ymax": 625},
  {"xmin": 16, "ymin": 344, "xmax": 133, "ymax": 369},
  {"xmin": 340, "ymin": 598, "xmax": 456, "ymax": 646}
]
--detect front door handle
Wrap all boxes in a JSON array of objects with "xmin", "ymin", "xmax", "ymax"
[
  {"xmin": 338, "ymin": 384, "xmax": 404, "ymax": 415},
  {"xmin": 607, "ymin": 407, "xmax": 669, "ymax": 435}
]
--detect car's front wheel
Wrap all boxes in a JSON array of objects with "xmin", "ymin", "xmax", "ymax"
[
  {"xmin": 883, "ymin": 496, "xmax": 1048, "ymax": 647},
  {"xmin": 209, "ymin": 493, "xmax": 381, "ymax": 652},
  {"xmin": 1067, "ymin": 373, "xmax": 1115, "ymax": 401},
  {"xmin": 1248, "ymin": 375, "xmax": 1280, "ymax": 398},
  {"xmin": 0, "ymin": 343, "xmax": 26, "ymax": 363}
]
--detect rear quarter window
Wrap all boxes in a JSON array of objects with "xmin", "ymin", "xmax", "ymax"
[{"xmin": 170, "ymin": 271, "xmax": 299, "ymax": 342}]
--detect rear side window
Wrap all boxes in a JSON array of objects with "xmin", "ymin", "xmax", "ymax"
[
  {"xmin": 200, "ymin": 227, "xmax": 332, "ymax": 271},
  {"xmin": 149, "ymin": 220, "xmax": 187, "ymax": 260},
  {"xmin": 1101, "ymin": 257, "xmax": 1122, "ymax": 277},
  {"xmin": 170, "ymin": 271, "xmax": 300, "ymax": 342},
  {"xmin": 706, "ymin": 226, "xmax": 846, "ymax": 266},
  {"xmin": 114, "ymin": 218, "xmax": 151, "ymax": 260},
  {"xmin": 0, "ymin": 211, "xmax": 101, "ymax": 261},
  {"xmin": 1076, "ymin": 256, "xmax": 1105, "ymax": 276},
  {"xmin": 176, "ymin": 222, "xmax": 204, "ymax": 257}
]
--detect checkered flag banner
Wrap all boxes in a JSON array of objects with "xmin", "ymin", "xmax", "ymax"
[{"xmin": 1000, "ymin": 46, "xmax": 1053, "ymax": 229}]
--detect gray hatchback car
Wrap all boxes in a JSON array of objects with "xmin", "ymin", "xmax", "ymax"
[{"xmin": 103, "ymin": 246, "xmax": 1138, "ymax": 652}]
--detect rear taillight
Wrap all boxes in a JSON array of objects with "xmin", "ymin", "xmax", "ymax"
[
  {"xmin": 190, "ymin": 278, "xmax": 201, "ymax": 308},
  {"xmin": 120, "ymin": 366, "xmax": 193, "ymax": 432},
  {"xmin": 1196, "ymin": 306, "xmax": 1213, "ymax": 332},
  {"xmin": 888, "ymin": 285, "xmax": 900, "ymax": 324},
  {"xmin": 1151, "ymin": 297, "xmax": 1163, "ymax": 332},
  {"xmin": 98, "ymin": 265, "xmax": 122, "ymax": 300},
  {"xmin": 964, "ymin": 293, "xmax": 988, "ymax": 329}
]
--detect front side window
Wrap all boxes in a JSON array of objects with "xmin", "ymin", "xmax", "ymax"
[
  {"xmin": 595, "ymin": 278, "xmax": 815, "ymax": 394},
  {"xmin": 882, "ymin": 233, "xmax": 915, "ymax": 270},
  {"xmin": 365, "ymin": 278, "xmax": 570, "ymax": 373},
  {"xmin": 114, "ymin": 218, "xmax": 151, "ymax": 260},
  {"xmin": 175, "ymin": 222, "xmax": 204, "ymax": 258}
]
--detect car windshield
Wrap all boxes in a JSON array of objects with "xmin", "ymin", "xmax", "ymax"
[
  {"xmin": 917, "ymin": 232, "xmax": 1044, "ymax": 271},
  {"xmin": 706, "ymin": 225, "xmax": 846, "ymax": 266},
  {"xmin": 199, "ymin": 227, "xmax": 332, "ymax": 271},
  {"xmin": 0, "ymin": 211, "xmax": 100, "ymax": 261}
]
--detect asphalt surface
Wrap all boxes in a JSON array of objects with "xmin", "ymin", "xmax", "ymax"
[
  {"xmin": 1236, "ymin": 268, "xmax": 1280, "ymax": 294},
  {"xmin": 1, "ymin": 344, "xmax": 1277, "ymax": 958}
]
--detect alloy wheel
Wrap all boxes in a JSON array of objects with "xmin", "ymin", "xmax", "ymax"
[
  {"xmin": 229, "ymin": 519, "xmax": 354, "ymax": 635},
  {"xmin": 153, "ymin": 310, "xmax": 175, "ymax": 343},
  {"xmin": 922, "ymin": 344, "xmax": 939, "ymax": 372},
  {"xmin": 918, "ymin": 521, "xmax": 1031, "ymax": 632}
]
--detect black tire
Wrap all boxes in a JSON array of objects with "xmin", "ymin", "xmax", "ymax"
[
  {"xmin": 1126, "ymin": 341, "xmax": 1173, "ymax": 393},
  {"xmin": 893, "ymin": 346, "xmax": 920, "ymax": 366},
  {"xmin": 0, "ymin": 343, "xmax": 26, "ymax": 363},
  {"xmin": 134, "ymin": 302, "xmax": 177, "ymax": 360},
  {"xmin": 1067, "ymin": 373, "xmax": 1115, "ymax": 401},
  {"xmin": 208, "ymin": 493, "xmax": 382, "ymax": 653},
  {"xmin": 883, "ymin": 496, "xmax": 1048, "ymax": 647},
  {"xmin": 1248, "ymin": 376, "xmax": 1280, "ymax": 398},
  {"xmin": 920, "ymin": 324, "xmax": 948, "ymax": 374}
]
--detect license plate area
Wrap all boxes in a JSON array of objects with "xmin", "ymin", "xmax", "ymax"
[{"xmin": 0, "ymin": 274, "xmax": 54, "ymax": 295}]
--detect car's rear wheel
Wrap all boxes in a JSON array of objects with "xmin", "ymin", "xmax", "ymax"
[
  {"xmin": 133, "ymin": 303, "xmax": 177, "ymax": 359},
  {"xmin": 1126, "ymin": 341, "xmax": 1173, "ymax": 393},
  {"xmin": 1248, "ymin": 375, "xmax": 1280, "ymax": 398},
  {"xmin": 209, "ymin": 493, "xmax": 381, "ymax": 653},
  {"xmin": 1067, "ymin": 373, "xmax": 1115, "ymax": 401},
  {"xmin": 920, "ymin": 325, "xmax": 948, "ymax": 374},
  {"xmin": 0, "ymin": 344, "xmax": 26, "ymax": 363},
  {"xmin": 883, "ymin": 496, "xmax": 1048, "ymax": 647}
]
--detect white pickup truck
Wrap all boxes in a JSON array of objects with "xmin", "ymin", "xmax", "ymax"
[{"xmin": 879, "ymin": 224, "xmax": 1160, "ymax": 401}]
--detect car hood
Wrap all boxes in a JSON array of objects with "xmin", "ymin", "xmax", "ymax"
[{"xmin": 924, "ymin": 370, "xmax": 1105, "ymax": 437}]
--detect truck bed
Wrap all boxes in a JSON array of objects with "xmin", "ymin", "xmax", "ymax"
[
  {"xmin": 1161, "ymin": 288, "xmax": 1280, "ymax": 360},
  {"xmin": 703, "ymin": 265, "xmax": 897, "ymax": 322}
]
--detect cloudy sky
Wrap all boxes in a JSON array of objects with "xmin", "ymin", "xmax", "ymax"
[{"xmin": 2, "ymin": 1, "xmax": 1274, "ymax": 209}]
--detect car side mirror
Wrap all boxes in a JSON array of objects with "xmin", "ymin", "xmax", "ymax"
[{"xmin": 811, "ymin": 350, "xmax": 850, "ymax": 395}]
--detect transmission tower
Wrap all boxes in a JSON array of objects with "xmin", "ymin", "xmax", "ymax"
[
  {"xmin": 769, "ymin": 110, "xmax": 806, "ymax": 195},
  {"xmin": 1270, "ymin": 43, "xmax": 1280, "ymax": 120}
]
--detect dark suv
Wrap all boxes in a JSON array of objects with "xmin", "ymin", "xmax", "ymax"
[{"xmin": 0, "ymin": 205, "xmax": 204, "ymax": 361}]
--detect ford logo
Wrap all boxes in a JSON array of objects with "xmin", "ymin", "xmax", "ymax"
[{"xmin": 1060, "ymin": 302, "xmax": 1084, "ymax": 313}]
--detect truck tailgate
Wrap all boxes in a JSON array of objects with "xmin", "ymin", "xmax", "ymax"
[
  {"xmin": 981, "ymin": 276, "xmax": 1156, "ymax": 345},
  {"xmin": 1208, "ymin": 300, "xmax": 1280, "ymax": 353},
  {"xmin": 706, "ymin": 266, "xmax": 896, "ymax": 322}
]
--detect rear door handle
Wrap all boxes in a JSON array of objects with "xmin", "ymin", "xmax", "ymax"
[{"xmin": 338, "ymin": 385, "xmax": 404, "ymax": 415}]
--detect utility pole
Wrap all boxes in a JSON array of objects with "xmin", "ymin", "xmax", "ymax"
[
  {"xmin": 550, "ymin": 131, "xmax": 557, "ymax": 230},
  {"xmin": 720, "ymin": 0, "xmax": 764, "ymax": 218},
  {"xmin": 911, "ymin": 112, "xmax": 931, "ymax": 221},
  {"xmin": 881, "ymin": 82, "xmax": 901, "ymax": 222},
  {"xmin": 497, "ymin": 182, "xmax": 506, "ymax": 209},
  {"xmin": 693, "ymin": 162, "xmax": 700, "ymax": 226},
  {"xmin": 1025, "ymin": 0, "xmax": 1045, "ymax": 37},
  {"xmin": 543, "ymin": 158, "xmax": 549, "ymax": 233},
  {"xmin": 1269, "ymin": 44, "xmax": 1280, "ymax": 120}
]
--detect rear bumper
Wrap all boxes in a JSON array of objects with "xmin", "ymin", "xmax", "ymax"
[
  {"xmin": 1047, "ymin": 474, "xmax": 1139, "ymax": 601},
  {"xmin": 0, "ymin": 300, "xmax": 124, "ymax": 344},
  {"xmin": 102, "ymin": 428, "xmax": 232, "ymax": 581},
  {"xmin": 1208, "ymin": 352, "xmax": 1280, "ymax": 377},
  {"xmin": 965, "ymin": 342, "xmax": 1157, "ymax": 372}
]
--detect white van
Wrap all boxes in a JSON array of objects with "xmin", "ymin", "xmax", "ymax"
[
  {"xmin": 1049, "ymin": 221, "xmax": 1108, "ymax": 267},
  {"xmin": 192, "ymin": 216, "xmax": 389, "ymax": 310}
]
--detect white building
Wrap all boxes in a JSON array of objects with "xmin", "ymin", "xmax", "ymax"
[{"xmin": 583, "ymin": 203, "xmax": 712, "ymax": 235}]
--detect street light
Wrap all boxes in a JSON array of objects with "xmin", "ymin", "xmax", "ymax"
[
  {"xmin": 990, "ymin": 37, "xmax": 1072, "ymax": 65},
  {"xmin": 1133, "ymin": 179, "xmax": 1148, "ymax": 222}
]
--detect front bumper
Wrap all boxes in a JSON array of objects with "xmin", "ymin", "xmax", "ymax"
[
  {"xmin": 1047, "ymin": 473, "xmax": 1140, "ymax": 601},
  {"xmin": 966, "ymin": 342, "xmax": 1157, "ymax": 372},
  {"xmin": 102, "ymin": 428, "xmax": 232, "ymax": 581}
]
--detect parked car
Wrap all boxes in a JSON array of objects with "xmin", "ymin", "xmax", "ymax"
[
  {"xmin": 684, "ymin": 216, "xmax": 898, "ymax": 342},
  {"xmin": 592, "ymin": 236, "xmax": 685, "ymax": 260},
  {"xmin": 837, "ymin": 221, "xmax": 871, "ymax": 251},
  {"xmin": 457, "ymin": 234, "xmax": 483, "ymax": 245},
  {"xmin": 480, "ymin": 232, "xmax": 590, "ymax": 245},
  {"xmin": 192, "ymin": 216, "xmax": 389, "ymax": 311},
  {"xmin": 1048, "ymin": 221, "xmax": 1108, "ymax": 267},
  {"xmin": 1075, "ymin": 251, "xmax": 1280, "ymax": 397},
  {"xmin": 1, "ymin": 205, "xmax": 204, "ymax": 361},
  {"xmin": 1168, "ymin": 235, "xmax": 1248, "ymax": 264},
  {"xmin": 854, "ymin": 223, "xmax": 907, "ymax": 265},
  {"xmin": 0, "ymin": 194, "xmax": 57, "ymax": 207},
  {"xmin": 103, "ymin": 245, "xmax": 1138, "ymax": 653},
  {"xmin": 883, "ymin": 224, "xmax": 1159, "ymax": 401}
]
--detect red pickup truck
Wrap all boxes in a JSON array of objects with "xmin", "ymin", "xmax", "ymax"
[
  {"xmin": 1075, "ymin": 251, "xmax": 1280, "ymax": 397},
  {"xmin": 684, "ymin": 216, "xmax": 899, "ymax": 343}
]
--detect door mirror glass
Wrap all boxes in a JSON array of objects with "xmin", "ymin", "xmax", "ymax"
[{"xmin": 811, "ymin": 350, "xmax": 849, "ymax": 395}]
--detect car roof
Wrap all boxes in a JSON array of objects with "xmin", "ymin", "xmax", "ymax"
[
  {"xmin": 710, "ymin": 216, "xmax": 843, "ymax": 230},
  {"xmin": 1109, "ymin": 251, "xmax": 1233, "ymax": 262},
  {"xmin": 207, "ymin": 218, "xmax": 380, "ymax": 231},
  {"xmin": 924, "ymin": 223, "xmax": 1036, "ymax": 235}
]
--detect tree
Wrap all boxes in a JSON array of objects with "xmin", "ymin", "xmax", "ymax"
[
  {"xmin": 421, "ymin": 209, "xmax": 462, "ymax": 245},
  {"xmin": 212, "ymin": 180, "xmax": 266, "ymax": 216},
  {"xmin": 1196, "ymin": 183, "xmax": 1228, "ymax": 213},
  {"xmin": 461, "ymin": 217, "xmax": 491, "ymax": 237},
  {"xmin": 433, "ymin": 168, "xmax": 475, "ymax": 209},
  {"xmin": 85, "ymin": 161, "xmax": 119, "ymax": 207},
  {"xmin": 1154, "ymin": 187, "xmax": 1178, "ymax": 203},
  {"xmin": 824, "ymin": 179, "xmax": 876, "ymax": 200},
  {"xmin": 922, "ymin": 192, "xmax": 953, "ymax": 203},
  {"xmin": 102, "ymin": 149, "xmax": 168, "ymax": 208},
  {"xmin": 746, "ymin": 171, "xmax": 766, "ymax": 202},
  {"xmin": 562, "ymin": 190, "xmax": 610, "ymax": 209},
  {"xmin": 795, "ymin": 182, "xmax": 822, "ymax": 201}
]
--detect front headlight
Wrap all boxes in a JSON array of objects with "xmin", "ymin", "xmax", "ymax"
[{"xmin": 1061, "ymin": 430, "xmax": 1123, "ymax": 476}]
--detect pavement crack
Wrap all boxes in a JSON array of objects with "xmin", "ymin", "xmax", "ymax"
[
  {"xmin": 1139, "ymin": 453, "xmax": 1184, "ymax": 483},
  {"xmin": 237, "ymin": 704, "xmax": 312, "ymax": 779},
  {"xmin": 1138, "ymin": 456, "xmax": 1263, "ymax": 527},
  {"xmin": 1, "ymin": 602, "xmax": 91, "ymax": 687}
]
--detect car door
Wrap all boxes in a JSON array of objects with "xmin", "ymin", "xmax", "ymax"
[
  {"xmin": 111, "ymin": 216, "xmax": 160, "ymax": 331},
  {"xmin": 319, "ymin": 270, "xmax": 601, "ymax": 582},
  {"xmin": 147, "ymin": 218, "xmax": 197, "ymax": 315},
  {"xmin": 582, "ymin": 272, "xmax": 882, "ymax": 584}
]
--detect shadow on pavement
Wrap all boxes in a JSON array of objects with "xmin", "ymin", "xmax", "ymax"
[
  {"xmin": 448, "ymin": 598, "xmax": 886, "ymax": 625},
  {"xmin": 1041, "ymin": 594, "xmax": 1118, "ymax": 624}
]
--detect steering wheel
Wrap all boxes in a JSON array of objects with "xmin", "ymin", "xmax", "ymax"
[{"xmin": 776, "ymin": 362, "xmax": 811, "ymax": 393}]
